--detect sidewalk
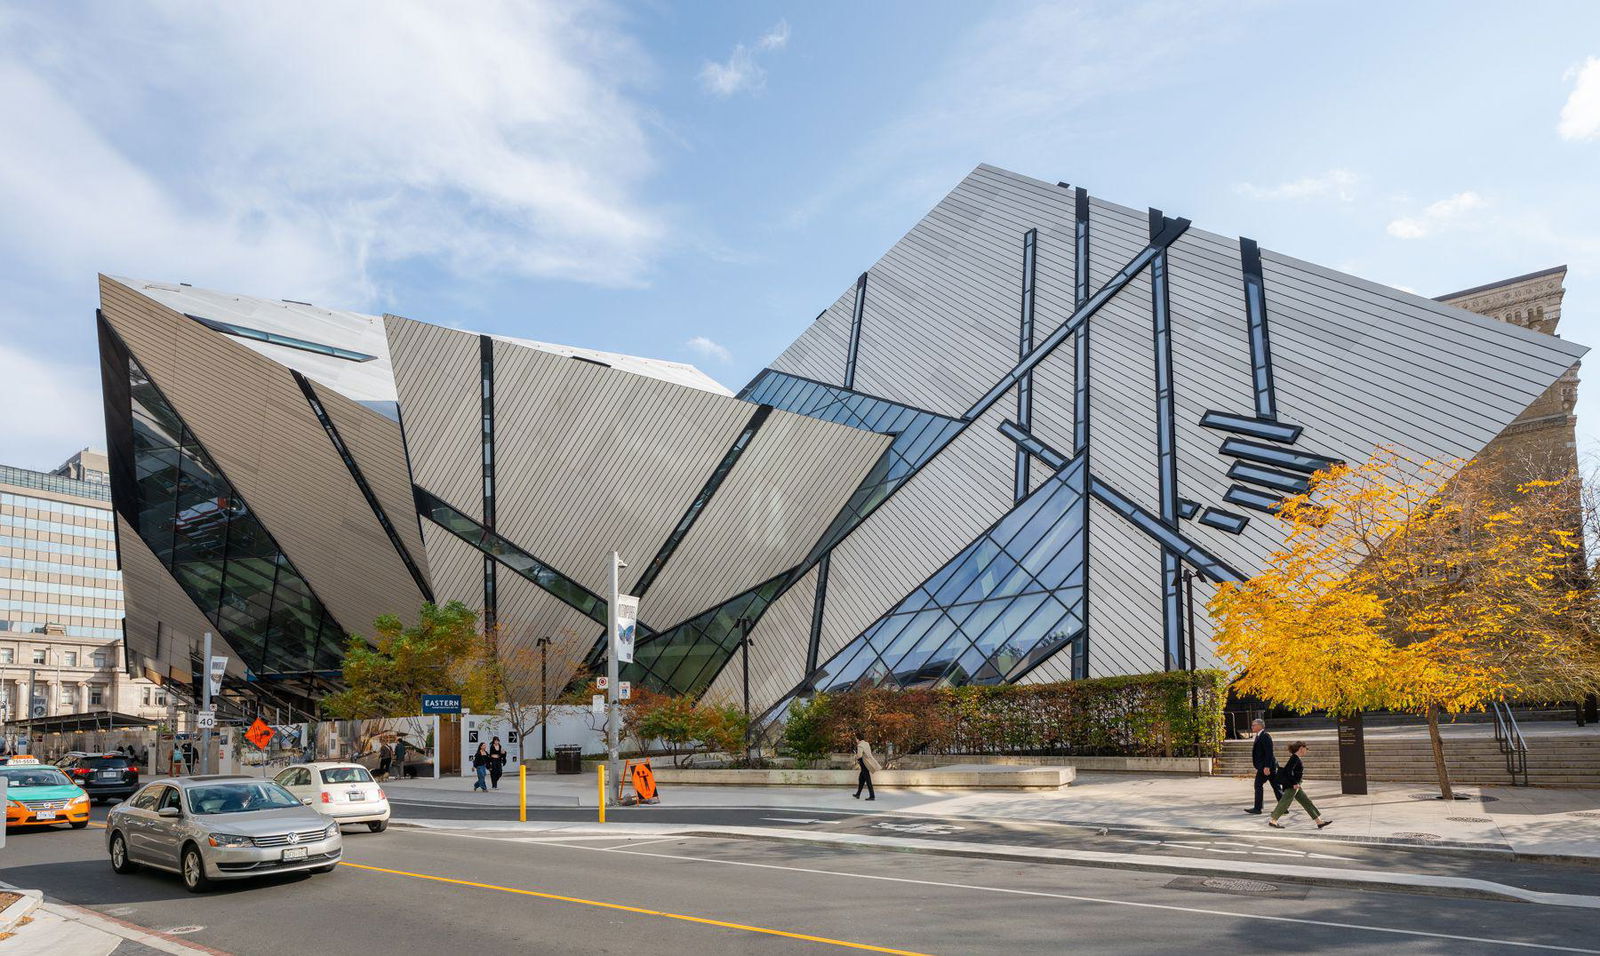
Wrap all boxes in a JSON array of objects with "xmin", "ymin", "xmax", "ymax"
[
  {"xmin": 0, "ymin": 880, "xmax": 217, "ymax": 955},
  {"xmin": 383, "ymin": 769, "xmax": 1600, "ymax": 861}
]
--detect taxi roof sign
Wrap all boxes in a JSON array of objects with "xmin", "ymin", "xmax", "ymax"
[{"xmin": 7, "ymin": 755, "xmax": 39, "ymax": 765}]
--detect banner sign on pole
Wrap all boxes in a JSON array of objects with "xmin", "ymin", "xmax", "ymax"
[
  {"xmin": 421, "ymin": 694, "xmax": 463, "ymax": 715},
  {"xmin": 208, "ymin": 656, "xmax": 228, "ymax": 697},
  {"xmin": 616, "ymin": 595, "xmax": 639, "ymax": 664}
]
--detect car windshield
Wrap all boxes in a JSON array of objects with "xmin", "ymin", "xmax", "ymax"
[
  {"xmin": 0, "ymin": 767, "xmax": 71, "ymax": 787},
  {"xmin": 320, "ymin": 767, "xmax": 372, "ymax": 784},
  {"xmin": 187, "ymin": 782, "xmax": 302, "ymax": 815}
]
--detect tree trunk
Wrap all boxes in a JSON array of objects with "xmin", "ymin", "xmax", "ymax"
[{"xmin": 1425, "ymin": 704, "xmax": 1454, "ymax": 800}]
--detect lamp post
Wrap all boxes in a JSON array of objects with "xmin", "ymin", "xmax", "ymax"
[
  {"xmin": 1180, "ymin": 568, "xmax": 1200, "ymax": 755},
  {"xmin": 735, "ymin": 616, "xmax": 754, "ymax": 764},
  {"xmin": 536, "ymin": 636, "xmax": 551, "ymax": 760}
]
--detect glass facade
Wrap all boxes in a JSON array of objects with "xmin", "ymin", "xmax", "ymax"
[
  {"xmin": 114, "ymin": 337, "xmax": 345, "ymax": 675},
  {"xmin": 184, "ymin": 314, "xmax": 377, "ymax": 363},
  {"xmin": 413, "ymin": 487, "xmax": 607, "ymax": 626},
  {"xmin": 740, "ymin": 370, "xmax": 964, "ymax": 562},
  {"xmin": 618, "ymin": 573, "xmax": 790, "ymax": 697},
  {"xmin": 807, "ymin": 453, "xmax": 1088, "ymax": 695}
]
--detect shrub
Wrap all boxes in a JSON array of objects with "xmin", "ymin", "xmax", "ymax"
[{"xmin": 786, "ymin": 670, "xmax": 1227, "ymax": 759}]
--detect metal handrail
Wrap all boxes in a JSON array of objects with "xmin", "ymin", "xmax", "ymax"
[{"xmin": 1490, "ymin": 701, "xmax": 1529, "ymax": 786}]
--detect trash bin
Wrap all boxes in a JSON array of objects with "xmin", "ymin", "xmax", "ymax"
[{"xmin": 555, "ymin": 745, "xmax": 582, "ymax": 775}]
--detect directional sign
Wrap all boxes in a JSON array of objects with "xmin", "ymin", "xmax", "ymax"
[
  {"xmin": 196, "ymin": 712, "xmax": 216, "ymax": 730},
  {"xmin": 245, "ymin": 718, "xmax": 275, "ymax": 750}
]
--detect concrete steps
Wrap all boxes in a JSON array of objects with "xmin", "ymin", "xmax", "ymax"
[{"xmin": 1219, "ymin": 737, "xmax": 1600, "ymax": 788}]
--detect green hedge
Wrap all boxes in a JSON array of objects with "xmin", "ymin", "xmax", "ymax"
[{"xmin": 782, "ymin": 670, "xmax": 1227, "ymax": 760}]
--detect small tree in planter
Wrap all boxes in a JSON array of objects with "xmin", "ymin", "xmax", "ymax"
[{"xmin": 780, "ymin": 695, "xmax": 832, "ymax": 767}]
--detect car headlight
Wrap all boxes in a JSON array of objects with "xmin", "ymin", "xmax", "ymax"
[
  {"xmin": 207, "ymin": 833, "xmax": 253, "ymax": 848},
  {"xmin": 70, "ymin": 794, "xmax": 90, "ymax": 806},
  {"xmin": 325, "ymin": 823, "xmax": 339, "ymax": 839}
]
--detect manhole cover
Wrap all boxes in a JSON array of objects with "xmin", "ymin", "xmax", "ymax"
[
  {"xmin": 1392, "ymin": 831, "xmax": 1443, "ymax": 841},
  {"xmin": 1202, "ymin": 877, "xmax": 1279, "ymax": 893},
  {"xmin": 1446, "ymin": 816, "xmax": 1493, "ymax": 823}
]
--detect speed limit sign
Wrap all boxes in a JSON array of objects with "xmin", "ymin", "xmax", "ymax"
[{"xmin": 196, "ymin": 712, "xmax": 216, "ymax": 730}]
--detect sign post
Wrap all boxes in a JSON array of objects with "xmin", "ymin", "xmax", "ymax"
[
  {"xmin": 1337, "ymin": 712, "xmax": 1367, "ymax": 795},
  {"xmin": 201, "ymin": 633, "xmax": 213, "ymax": 775},
  {"xmin": 605, "ymin": 552, "xmax": 627, "ymax": 808}
]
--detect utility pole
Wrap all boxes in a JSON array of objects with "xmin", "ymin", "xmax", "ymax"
[
  {"xmin": 201, "ymin": 632, "xmax": 213, "ymax": 775},
  {"xmin": 605, "ymin": 552, "xmax": 626, "ymax": 806},
  {"xmin": 736, "ymin": 616, "xmax": 754, "ymax": 764},
  {"xmin": 536, "ymin": 636, "xmax": 551, "ymax": 760}
]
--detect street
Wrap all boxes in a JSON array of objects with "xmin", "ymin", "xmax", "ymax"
[{"xmin": 3, "ymin": 805, "xmax": 1598, "ymax": 954}]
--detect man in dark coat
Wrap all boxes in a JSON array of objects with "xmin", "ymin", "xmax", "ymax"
[{"xmin": 1245, "ymin": 718, "xmax": 1282, "ymax": 814}]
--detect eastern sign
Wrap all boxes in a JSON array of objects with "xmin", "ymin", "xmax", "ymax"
[
  {"xmin": 616, "ymin": 595, "xmax": 639, "ymax": 665},
  {"xmin": 421, "ymin": 694, "xmax": 463, "ymax": 715}
]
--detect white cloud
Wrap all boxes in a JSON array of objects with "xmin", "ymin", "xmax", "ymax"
[
  {"xmin": 1558, "ymin": 56, "xmax": 1600, "ymax": 141},
  {"xmin": 700, "ymin": 21, "xmax": 790, "ymax": 97},
  {"xmin": 758, "ymin": 20, "xmax": 790, "ymax": 51},
  {"xmin": 1235, "ymin": 169, "xmax": 1358, "ymax": 202},
  {"xmin": 685, "ymin": 335, "xmax": 732, "ymax": 363},
  {"xmin": 1387, "ymin": 191, "xmax": 1486, "ymax": 239},
  {"xmin": 0, "ymin": 3, "xmax": 666, "ymax": 294}
]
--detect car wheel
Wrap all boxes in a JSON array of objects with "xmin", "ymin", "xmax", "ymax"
[
  {"xmin": 71, "ymin": 820, "xmax": 89, "ymax": 829},
  {"xmin": 367, "ymin": 820, "xmax": 387, "ymax": 833},
  {"xmin": 110, "ymin": 832, "xmax": 139, "ymax": 874},
  {"xmin": 181, "ymin": 845, "xmax": 211, "ymax": 893}
]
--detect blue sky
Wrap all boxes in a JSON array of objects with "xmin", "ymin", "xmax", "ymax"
[{"xmin": 2, "ymin": 0, "xmax": 1598, "ymax": 471}]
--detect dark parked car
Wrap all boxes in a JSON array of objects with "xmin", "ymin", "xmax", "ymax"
[{"xmin": 58, "ymin": 753, "xmax": 141, "ymax": 803}]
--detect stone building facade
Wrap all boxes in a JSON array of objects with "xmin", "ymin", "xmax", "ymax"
[{"xmin": 1437, "ymin": 266, "xmax": 1580, "ymax": 482}]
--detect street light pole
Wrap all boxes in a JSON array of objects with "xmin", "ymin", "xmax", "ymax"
[
  {"xmin": 536, "ymin": 636, "xmax": 551, "ymax": 761},
  {"xmin": 605, "ymin": 552, "xmax": 626, "ymax": 806}
]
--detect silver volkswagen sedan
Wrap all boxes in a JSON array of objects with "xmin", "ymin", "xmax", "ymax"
[{"xmin": 106, "ymin": 775, "xmax": 342, "ymax": 892}]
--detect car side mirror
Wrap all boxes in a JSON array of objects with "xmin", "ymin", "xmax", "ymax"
[
  {"xmin": 301, "ymin": 798, "xmax": 313, "ymax": 805},
  {"xmin": 157, "ymin": 806, "xmax": 182, "ymax": 818}
]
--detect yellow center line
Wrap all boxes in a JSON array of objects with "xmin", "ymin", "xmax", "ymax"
[{"xmin": 339, "ymin": 861, "xmax": 931, "ymax": 955}]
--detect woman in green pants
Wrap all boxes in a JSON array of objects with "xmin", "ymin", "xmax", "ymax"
[{"xmin": 1268, "ymin": 741, "xmax": 1333, "ymax": 829}]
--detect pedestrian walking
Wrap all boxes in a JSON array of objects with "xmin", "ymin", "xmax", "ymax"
[
  {"xmin": 852, "ymin": 733, "xmax": 880, "ymax": 800},
  {"xmin": 377, "ymin": 740, "xmax": 393, "ymax": 779},
  {"xmin": 1244, "ymin": 718, "xmax": 1282, "ymax": 815},
  {"xmin": 487, "ymin": 736, "xmax": 507, "ymax": 790},
  {"xmin": 1268, "ymin": 741, "xmax": 1333, "ymax": 829},
  {"xmin": 393, "ymin": 735, "xmax": 410, "ymax": 779},
  {"xmin": 471, "ymin": 743, "xmax": 490, "ymax": 792}
]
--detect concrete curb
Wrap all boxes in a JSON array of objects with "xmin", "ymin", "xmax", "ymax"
[
  {"xmin": 0, "ymin": 889, "xmax": 42, "ymax": 933},
  {"xmin": 391, "ymin": 818, "xmax": 1600, "ymax": 909}
]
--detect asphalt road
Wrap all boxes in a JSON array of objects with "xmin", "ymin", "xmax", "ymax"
[
  {"xmin": 387, "ymin": 798, "xmax": 1600, "ymax": 896},
  {"xmin": 2, "ymin": 806, "xmax": 1598, "ymax": 955}
]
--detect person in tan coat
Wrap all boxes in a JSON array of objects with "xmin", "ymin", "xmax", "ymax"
[{"xmin": 853, "ymin": 735, "xmax": 881, "ymax": 800}]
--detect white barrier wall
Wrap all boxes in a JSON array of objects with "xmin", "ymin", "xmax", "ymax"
[{"xmin": 457, "ymin": 706, "xmax": 612, "ymax": 775}]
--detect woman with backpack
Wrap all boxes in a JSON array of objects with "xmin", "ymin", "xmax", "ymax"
[{"xmin": 1268, "ymin": 740, "xmax": 1333, "ymax": 830}]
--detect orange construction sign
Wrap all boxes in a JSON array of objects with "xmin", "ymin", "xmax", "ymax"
[
  {"xmin": 629, "ymin": 759, "xmax": 658, "ymax": 802},
  {"xmin": 245, "ymin": 718, "xmax": 275, "ymax": 750}
]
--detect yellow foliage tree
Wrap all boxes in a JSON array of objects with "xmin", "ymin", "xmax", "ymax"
[{"xmin": 1212, "ymin": 447, "xmax": 1600, "ymax": 798}]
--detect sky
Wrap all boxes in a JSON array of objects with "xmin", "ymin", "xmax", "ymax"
[{"xmin": 1, "ymin": 0, "xmax": 1598, "ymax": 472}]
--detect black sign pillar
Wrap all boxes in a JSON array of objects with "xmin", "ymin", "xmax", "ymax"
[{"xmin": 1337, "ymin": 712, "xmax": 1367, "ymax": 795}]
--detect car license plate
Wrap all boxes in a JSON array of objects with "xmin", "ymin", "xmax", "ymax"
[
  {"xmin": 35, "ymin": 810, "xmax": 56, "ymax": 820},
  {"xmin": 347, "ymin": 790, "xmax": 364, "ymax": 801},
  {"xmin": 99, "ymin": 771, "xmax": 120, "ymax": 780},
  {"xmin": 282, "ymin": 847, "xmax": 308, "ymax": 862}
]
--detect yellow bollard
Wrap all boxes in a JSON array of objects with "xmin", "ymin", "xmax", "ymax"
[
  {"xmin": 519, "ymin": 764, "xmax": 526, "ymax": 822},
  {"xmin": 597, "ymin": 764, "xmax": 606, "ymax": 824}
]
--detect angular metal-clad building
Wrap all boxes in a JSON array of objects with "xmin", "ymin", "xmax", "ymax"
[{"xmin": 97, "ymin": 164, "xmax": 1586, "ymax": 717}]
